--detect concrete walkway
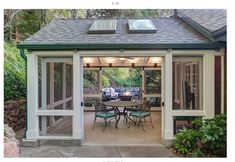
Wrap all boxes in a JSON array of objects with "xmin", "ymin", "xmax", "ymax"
[{"xmin": 20, "ymin": 145, "xmax": 175, "ymax": 157}]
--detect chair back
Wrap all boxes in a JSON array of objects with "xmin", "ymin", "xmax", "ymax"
[
  {"xmin": 93, "ymin": 102, "xmax": 107, "ymax": 112},
  {"xmin": 142, "ymin": 100, "xmax": 151, "ymax": 112}
]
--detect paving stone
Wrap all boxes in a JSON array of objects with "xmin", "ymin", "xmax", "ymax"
[
  {"xmin": 58, "ymin": 147, "xmax": 78, "ymax": 157},
  {"xmin": 30, "ymin": 150, "xmax": 64, "ymax": 157},
  {"xmin": 20, "ymin": 147, "xmax": 35, "ymax": 155},
  {"xmin": 117, "ymin": 146, "xmax": 175, "ymax": 157},
  {"xmin": 75, "ymin": 146, "xmax": 120, "ymax": 157},
  {"xmin": 19, "ymin": 154, "xmax": 31, "ymax": 157},
  {"xmin": 19, "ymin": 145, "xmax": 175, "ymax": 157}
]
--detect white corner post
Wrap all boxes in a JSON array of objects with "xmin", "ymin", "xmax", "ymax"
[
  {"xmin": 163, "ymin": 52, "xmax": 173, "ymax": 143},
  {"xmin": 26, "ymin": 54, "xmax": 39, "ymax": 140},
  {"xmin": 203, "ymin": 52, "xmax": 215, "ymax": 119},
  {"xmin": 73, "ymin": 52, "xmax": 84, "ymax": 141}
]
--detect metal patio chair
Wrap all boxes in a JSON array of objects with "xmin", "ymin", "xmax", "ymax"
[
  {"xmin": 128, "ymin": 100, "xmax": 154, "ymax": 132},
  {"xmin": 92, "ymin": 102, "xmax": 117, "ymax": 132}
]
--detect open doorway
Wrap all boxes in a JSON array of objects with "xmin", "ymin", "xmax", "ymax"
[{"xmin": 83, "ymin": 56, "xmax": 162, "ymax": 146}]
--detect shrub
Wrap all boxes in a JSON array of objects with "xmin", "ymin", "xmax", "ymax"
[
  {"xmin": 174, "ymin": 114, "xmax": 227, "ymax": 157},
  {"xmin": 4, "ymin": 41, "xmax": 26, "ymax": 101},
  {"xmin": 174, "ymin": 128, "xmax": 198, "ymax": 155},
  {"xmin": 198, "ymin": 114, "xmax": 226, "ymax": 156}
]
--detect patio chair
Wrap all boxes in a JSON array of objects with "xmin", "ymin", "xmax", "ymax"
[
  {"xmin": 128, "ymin": 101, "xmax": 154, "ymax": 132},
  {"xmin": 92, "ymin": 102, "xmax": 117, "ymax": 132}
]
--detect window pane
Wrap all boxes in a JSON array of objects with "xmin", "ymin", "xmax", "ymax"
[
  {"xmin": 144, "ymin": 70, "xmax": 161, "ymax": 94},
  {"xmin": 173, "ymin": 59, "xmax": 201, "ymax": 110},
  {"xmin": 173, "ymin": 116, "xmax": 201, "ymax": 135},
  {"xmin": 38, "ymin": 60, "xmax": 73, "ymax": 111},
  {"xmin": 146, "ymin": 97, "xmax": 161, "ymax": 107},
  {"xmin": 39, "ymin": 116, "xmax": 72, "ymax": 136},
  {"xmin": 66, "ymin": 64, "xmax": 73, "ymax": 97},
  {"xmin": 54, "ymin": 63, "xmax": 63, "ymax": 102}
]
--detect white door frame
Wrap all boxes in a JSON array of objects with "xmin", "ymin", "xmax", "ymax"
[{"xmin": 26, "ymin": 50, "xmax": 216, "ymax": 144}]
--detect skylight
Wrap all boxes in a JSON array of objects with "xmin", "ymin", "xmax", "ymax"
[
  {"xmin": 88, "ymin": 19, "xmax": 117, "ymax": 34},
  {"xmin": 128, "ymin": 19, "xmax": 157, "ymax": 33}
]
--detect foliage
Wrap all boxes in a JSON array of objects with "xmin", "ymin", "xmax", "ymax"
[
  {"xmin": 198, "ymin": 114, "xmax": 227, "ymax": 156},
  {"xmin": 174, "ymin": 128, "xmax": 198, "ymax": 155},
  {"xmin": 102, "ymin": 68, "xmax": 142, "ymax": 87},
  {"xmin": 83, "ymin": 70, "xmax": 99, "ymax": 88},
  {"xmin": 14, "ymin": 10, "xmax": 42, "ymax": 38},
  {"xmin": 174, "ymin": 114, "xmax": 227, "ymax": 157},
  {"xmin": 102, "ymin": 75, "xmax": 110, "ymax": 88},
  {"xmin": 4, "ymin": 41, "xmax": 26, "ymax": 101}
]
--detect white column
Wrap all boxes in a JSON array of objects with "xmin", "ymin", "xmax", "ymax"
[
  {"xmin": 163, "ymin": 52, "xmax": 173, "ymax": 140},
  {"xmin": 26, "ymin": 54, "xmax": 39, "ymax": 140},
  {"xmin": 203, "ymin": 52, "xmax": 215, "ymax": 118},
  {"xmin": 161, "ymin": 57, "xmax": 165, "ymax": 143},
  {"xmin": 73, "ymin": 53, "xmax": 84, "ymax": 140}
]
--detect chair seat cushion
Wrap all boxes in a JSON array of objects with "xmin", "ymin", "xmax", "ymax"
[
  {"xmin": 96, "ymin": 112, "xmax": 116, "ymax": 118},
  {"xmin": 130, "ymin": 111, "xmax": 150, "ymax": 118}
]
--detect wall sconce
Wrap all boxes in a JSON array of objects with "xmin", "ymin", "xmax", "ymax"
[
  {"xmin": 109, "ymin": 63, "xmax": 112, "ymax": 67},
  {"xmin": 86, "ymin": 63, "xmax": 90, "ymax": 67},
  {"xmin": 154, "ymin": 63, "xmax": 157, "ymax": 67}
]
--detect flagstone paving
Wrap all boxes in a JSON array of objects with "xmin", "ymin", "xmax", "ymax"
[{"xmin": 19, "ymin": 145, "xmax": 175, "ymax": 157}]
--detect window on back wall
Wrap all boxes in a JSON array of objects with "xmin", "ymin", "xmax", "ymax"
[{"xmin": 172, "ymin": 57, "xmax": 203, "ymax": 110}]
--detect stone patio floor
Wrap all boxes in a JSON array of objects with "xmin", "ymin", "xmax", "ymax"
[
  {"xmin": 19, "ymin": 145, "xmax": 175, "ymax": 157},
  {"xmin": 17, "ymin": 111, "xmax": 175, "ymax": 157}
]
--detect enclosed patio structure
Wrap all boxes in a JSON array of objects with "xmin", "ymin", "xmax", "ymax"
[{"xmin": 17, "ymin": 10, "xmax": 226, "ymax": 146}]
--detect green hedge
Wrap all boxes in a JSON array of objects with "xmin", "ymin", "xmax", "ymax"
[{"xmin": 4, "ymin": 41, "xmax": 26, "ymax": 101}]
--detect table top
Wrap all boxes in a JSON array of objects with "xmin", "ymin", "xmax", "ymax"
[{"xmin": 104, "ymin": 101, "xmax": 141, "ymax": 107}]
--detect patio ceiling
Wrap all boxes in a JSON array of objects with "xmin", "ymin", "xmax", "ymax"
[{"xmin": 83, "ymin": 57, "xmax": 161, "ymax": 67}]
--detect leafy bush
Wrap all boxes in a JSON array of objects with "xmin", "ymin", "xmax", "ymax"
[
  {"xmin": 4, "ymin": 41, "xmax": 26, "ymax": 101},
  {"xmin": 174, "ymin": 128, "xmax": 198, "ymax": 155},
  {"xmin": 174, "ymin": 114, "xmax": 226, "ymax": 157},
  {"xmin": 198, "ymin": 114, "xmax": 226, "ymax": 156}
]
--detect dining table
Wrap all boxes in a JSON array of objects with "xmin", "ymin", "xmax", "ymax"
[{"xmin": 104, "ymin": 100, "xmax": 142, "ymax": 128}]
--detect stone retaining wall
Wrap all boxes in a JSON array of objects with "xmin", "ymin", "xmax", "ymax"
[{"xmin": 4, "ymin": 100, "xmax": 26, "ymax": 131}]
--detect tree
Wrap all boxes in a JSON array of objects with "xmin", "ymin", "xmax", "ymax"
[{"xmin": 4, "ymin": 9, "xmax": 21, "ymax": 41}]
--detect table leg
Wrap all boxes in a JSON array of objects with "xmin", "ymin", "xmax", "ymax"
[{"xmin": 115, "ymin": 107, "xmax": 121, "ymax": 128}]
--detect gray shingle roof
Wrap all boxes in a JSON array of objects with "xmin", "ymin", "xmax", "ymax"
[
  {"xmin": 20, "ymin": 18, "xmax": 210, "ymax": 45},
  {"xmin": 177, "ymin": 9, "xmax": 226, "ymax": 32}
]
